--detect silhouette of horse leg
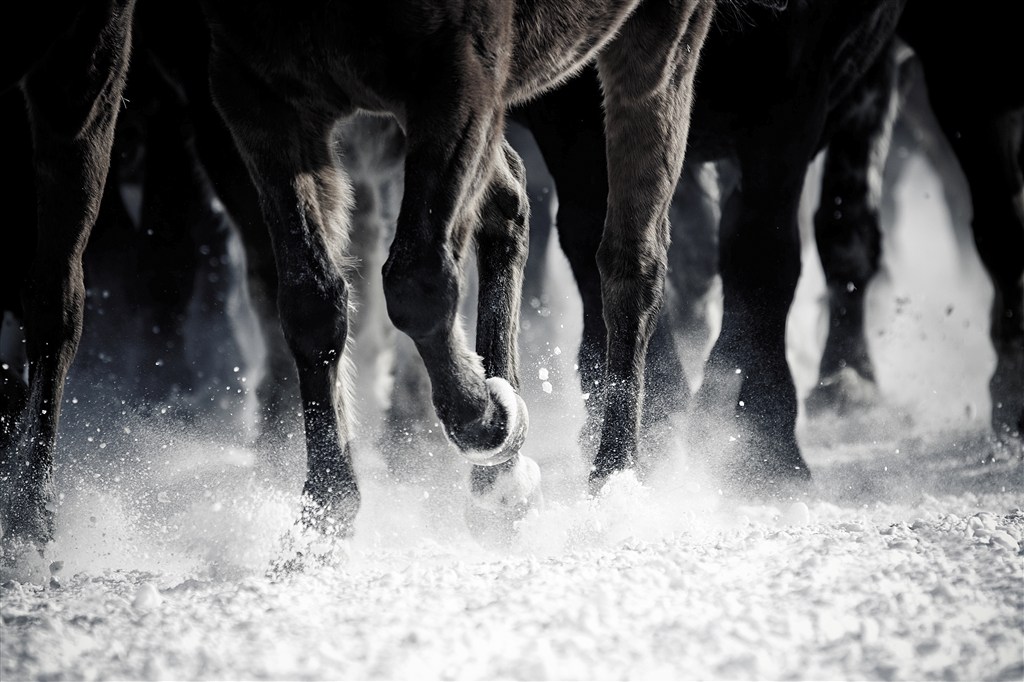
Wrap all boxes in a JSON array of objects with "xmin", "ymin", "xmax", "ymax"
[
  {"xmin": 512, "ymin": 68, "xmax": 609, "ymax": 459},
  {"xmin": 465, "ymin": 140, "xmax": 541, "ymax": 535},
  {"xmin": 946, "ymin": 113, "xmax": 1024, "ymax": 450},
  {"xmin": 208, "ymin": 55, "xmax": 364, "ymax": 533},
  {"xmin": 900, "ymin": 2, "xmax": 1024, "ymax": 452},
  {"xmin": 691, "ymin": 119, "xmax": 820, "ymax": 490},
  {"xmin": 589, "ymin": 0, "xmax": 715, "ymax": 488},
  {"xmin": 1, "ymin": 1, "xmax": 136, "ymax": 544},
  {"xmin": 807, "ymin": 43, "xmax": 899, "ymax": 416},
  {"xmin": 138, "ymin": 0, "xmax": 304, "ymax": 459},
  {"xmin": 0, "ymin": 91, "xmax": 35, "ymax": 455}
]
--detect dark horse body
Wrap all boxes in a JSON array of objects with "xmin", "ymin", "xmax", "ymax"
[{"xmin": 2, "ymin": 0, "xmax": 716, "ymax": 542}]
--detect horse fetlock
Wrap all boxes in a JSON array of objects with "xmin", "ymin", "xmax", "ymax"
[{"xmin": 447, "ymin": 377, "xmax": 528, "ymax": 466}]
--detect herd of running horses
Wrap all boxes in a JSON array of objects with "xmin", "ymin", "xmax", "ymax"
[{"xmin": 1, "ymin": 0, "xmax": 1021, "ymax": 548}]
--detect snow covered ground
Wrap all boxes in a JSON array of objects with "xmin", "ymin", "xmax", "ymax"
[{"xmin": 2, "ymin": 148, "xmax": 1022, "ymax": 680}]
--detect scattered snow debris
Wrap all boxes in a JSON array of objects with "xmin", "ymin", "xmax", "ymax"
[
  {"xmin": 132, "ymin": 583, "xmax": 163, "ymax": 611},
  {"xmin": 988, "ymin": 531, "xmax": 1019, "ymax": 552},
  {"xmin": 542, "ymin": 381, "xmax": 553, "ymax": 394},
  {"xmin": 553, "ymin": 346, "xmax": 561, "ymax": 355},
  {"xmin": 157, "ymin": 491, "xmax": 170, "ymax": 504},
  {"xmin": 538, "ymin": 368, "xmax": 549, "ymax": 381}
]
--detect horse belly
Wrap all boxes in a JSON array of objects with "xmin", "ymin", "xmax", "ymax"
[{"xmin": 506, "ymin": 0, "xmax": 642, "ymax": 101}]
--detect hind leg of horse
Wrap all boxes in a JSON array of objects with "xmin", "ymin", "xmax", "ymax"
[
  {"xmin": 210, "ymin": 61, "xmax": 359, "ymax": 534},
  {"xmin": 0, "ymin": 1, "xmax": 135, "ymax": 544},
  {"xmin": 807, "ymin": 46, "xmax": 898, "ymax": 416},
  {"xmin": 518, "ymin": 67, "xmax": 609, "ymax": 458},
  {"xmin": 589, "ymin": 0, "xmax": 714, "ymax": 487},
  {"xmin": 949, "ymin": 111, "xmax": 1024, "ymax": 448},
  {"xmin": 383, "ymin": 84, "xmax": 527, "ymax": 469},
  {"xmin": 132, "ymin": 71, "xmax": 204, "ymax": 409}
]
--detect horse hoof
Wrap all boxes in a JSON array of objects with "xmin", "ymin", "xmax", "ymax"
[
  {"xmin": 460, "ymin": 377, "xmax": 529, "ymax": 466},
  {"xmin": 465, "ymin": 454, "xmax": 543, "ymax": 546}
]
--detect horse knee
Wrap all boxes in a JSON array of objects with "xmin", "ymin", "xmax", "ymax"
[
  {"xmin": 382, "ymin": 248, "xmax": 460, "ymax": 341},
  {"xmin": 277, "ymin": 277, "xmax": 350, "ymax": 371}
]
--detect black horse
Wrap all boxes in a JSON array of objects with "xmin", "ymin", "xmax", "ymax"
[
  {"xmin": 2, "ymin": 0, "xmax": 718, "ymax": 544},
  {"xmin": 197, "ymin": 0, "xmax": 717, "ymax": 534},
  {"xmin": 541, "ymin": 0, "xmax": 907, "ymax": 488}
]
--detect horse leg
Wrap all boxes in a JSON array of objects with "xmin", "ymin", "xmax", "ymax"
[
  {"xmin": 209, "ymin": 57, "xmax": 359, "ymax": 534},
  {"xmin": 0, "ymin": 91, "xmax": 35, "ymax": 454},
  {"xmin": 691, "ymin": 120, "xmax": 824, "ymax": 490},
  {"xmin": 807, "ymin": 44, "xmax": 899, "ymax": 416},
  {"xmin": 666, "ymin": 161, "xmax": 724, "ymax": 386},
  {"xmin": 946, "ymin": 111, "xmax": 1024, "ymax": 450},
  {"xmin": 131, "ymin": 55, "xmax": 204, "ymax": 409},
  {"xmin": 516, "ymin": 67, "xmax": 609, "ymax": 457},
  {"xmin": 465, "ymin": 140, "xmax": 542, "ymax": 536},
  {"xmin": 383, "ymin": 87, "xmax": 527, "ymax": 471},
  {"xmin": 589, "ymin": 0, "xmax": 715, "ymax": 487},
  {"xmin": 0, "ymin": 0, "xmax": 136, "ymax": 544},
  {"xmin": 145, "ymin": 2, "xmax": 303, "ymax": 461}
]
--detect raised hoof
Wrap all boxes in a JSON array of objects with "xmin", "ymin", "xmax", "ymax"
[
  {"xmin": 465, "ymin": 455, "xmax": 543, "ymax": 547},
  {"xmin": 457, "ymin": 377, "xmax": 529, "ymax": 467},
  {"xmin": 805, "ymin": 367, "xmax": 879, "ymax": 417}
]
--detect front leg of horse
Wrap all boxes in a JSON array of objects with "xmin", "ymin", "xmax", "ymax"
[
  {"xmin": 466, "ymin": 141, "xmax": 544, "ymax": 539},
  {"xmin": 1, "ymin": 0, "xmax": 135, "ymax": 546},
  {"xmin": 383, "ymin": 99, "xmax": 534, "ymax": 542},
  {"xmin": 384, "ymin": 95, "xmax": 528, "ymax": 463},
  {"xmin": 588, "ymin": 0, "xmax": 715, "ymax": 491},
  {"xmin": 950, "ymin": 112, "xmax": 1024, "ymax": 455}
]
